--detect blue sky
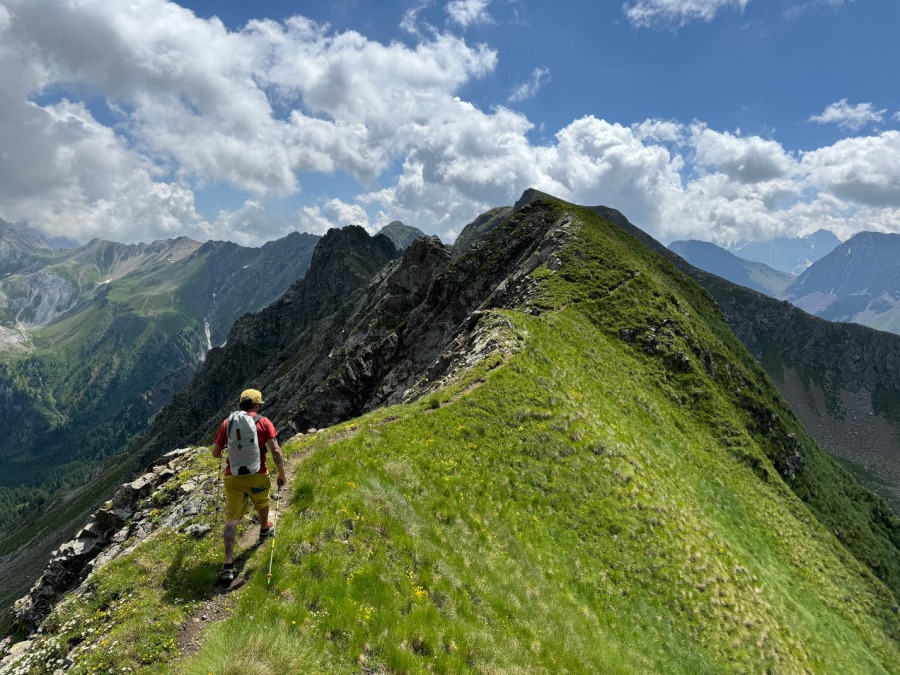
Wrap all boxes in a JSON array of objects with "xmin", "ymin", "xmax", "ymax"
[{"xmin": 1, "ymin": 0, "xmax": 899, "ymax": 246}]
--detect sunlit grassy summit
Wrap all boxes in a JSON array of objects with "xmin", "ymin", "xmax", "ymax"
[{"xmin": 6, "ymin": 197, "xmax": 899, "ymax": 673}]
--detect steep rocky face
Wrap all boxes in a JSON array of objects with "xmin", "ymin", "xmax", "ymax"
[
  {"xmin": 4, "ymin": 270, "xmax": 76, "ymax": 325},
  {"xmin": 136, "ymin": 226, "xmax": 401, "ymax": 461},
  {"xmin": 177, "ymin": 231, "xmax": 320, "ymax": 346},
  {"xmin": 668, "ymin": 239, "xmax": 795, "ymax": 298},
  {"xmin": 450, "ymin": 206, "xmax": 513, "ymax": 258},
  {"xmin": 138, "ymin": 202, "xmax": 571, "ymax": 465},
  {"xmin": 786, "ymin": 231, "xmax": 900, "ymax": 334}
]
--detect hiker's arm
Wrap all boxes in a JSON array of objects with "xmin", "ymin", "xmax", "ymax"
[
  {"xmin": 212, "ymin": 442, "xmax": 224, "ymax": 458},
  {"xmin": 268, "ymin": 438, "xmax": 287, "ymax": 487}
]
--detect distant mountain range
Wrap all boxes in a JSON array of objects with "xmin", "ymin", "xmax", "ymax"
[
  {"xmin": 0, "ymin": 229, "xmax": 318, "ymax": 525},
  {"xmin": 670, "ymin": 231, "xmax": 900, "ymax": 339},
  {"xmin": 786, "ymin": 232, "xmax": 900, "ymax": 334},
  {"xmin": 669, "ymin": 239, "xmax": 795, "ymax": 298},
  {"xmin": 727, "ymin": 229, "xmax": 841, "ymax": 275}
]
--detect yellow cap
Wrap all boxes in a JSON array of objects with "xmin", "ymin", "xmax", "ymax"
[{"xmin": 240, "ymin": 388, "xmax": 264, "ymax": 405}]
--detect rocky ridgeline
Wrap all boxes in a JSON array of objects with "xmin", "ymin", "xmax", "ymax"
[
  {"xmin": 138, "ymin": 197, "xmax": 571, "ymax": 467},
  {"xmin": 0, "ymin": 447, "xmax": 212, "ymax": 670}
]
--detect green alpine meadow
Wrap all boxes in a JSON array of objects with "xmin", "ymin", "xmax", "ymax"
[{"xmin": 7, "ymin": 201, "xmax": 897, "ymax": 673}]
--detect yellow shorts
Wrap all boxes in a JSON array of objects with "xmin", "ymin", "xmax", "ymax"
[{"xmin": 223, "ymin": 473, "xmax": 271, "ymax": 522}]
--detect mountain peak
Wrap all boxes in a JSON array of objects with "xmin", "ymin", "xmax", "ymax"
[{"xmin": 377, "ymin": 221, "xmax": 428, "ymax": 251}]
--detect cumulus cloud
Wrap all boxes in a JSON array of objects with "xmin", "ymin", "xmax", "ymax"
[
  {"xmin": 1, "ymin": 0, "xmax": 900, "ymax": 251},
  {"xmin": 508, "ymin": 67, "xmax": 550, "ymax": 103},
  {"xmin": 802, "ymin": 132, "xmax": 900, "ymax": 207},
  {"xmin": 691, "ymin": 125, "xmax": 797, "ymax": 184},
  {"xmin": 809, "ymin": 99, "xmax": 887, "ymax": 131},
  {"xmin": 623, "ymin": 0, "xmax": 750, "ymax": 29},
  {"xmin": 0, "ymin": 0, "xmax": 497, "ymax": 243}
]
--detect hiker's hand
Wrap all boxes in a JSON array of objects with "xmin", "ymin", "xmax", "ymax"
[{"xmin": 277, "ymin": 475, "xmax": 286, "ymax": 489}]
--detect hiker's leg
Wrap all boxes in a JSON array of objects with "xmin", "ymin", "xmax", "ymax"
[
  {"xmin": 246, "ymin": 473, "xmax": 273, "ymax": 532},
  {"xmin": 222, "ymin": 475, "xmax": 250, "ymax": 564},
  {"xmin": 223, "ymin": 519, "xmax": 239, "ymax": 564},
  {"xmin": 257, "ymin": 505, "xmax": 270, "ymax": 530}
]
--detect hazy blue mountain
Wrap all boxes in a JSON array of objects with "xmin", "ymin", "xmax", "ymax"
[
  {"xmin": 785, "ymin": 231, "xmax": 900, "ymax": 334},
  {"xmin": 728, "ymin": 229, "xmax": 841, "ymax": 275},
  {"xmin": 669, "ymin": 239, "xmax": 795, "ymax": 298}
]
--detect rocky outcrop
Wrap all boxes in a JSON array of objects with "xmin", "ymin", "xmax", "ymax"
[
  {"xmin": 136, "ymin": 226, "xmax": 401, "ymax": 461},
  {"xmin": 9, "ymin": 448, "xmax": 195, "ymax": 636}
]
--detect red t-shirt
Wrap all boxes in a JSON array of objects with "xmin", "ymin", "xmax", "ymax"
[{"xmin": 215, "ymin": 413, "xmax": 277, "ymax": 476}]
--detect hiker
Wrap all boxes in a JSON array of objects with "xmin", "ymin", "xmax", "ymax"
[{"xmin": 212, "ymin": 388, "xmax": 287, "ymax": 583}]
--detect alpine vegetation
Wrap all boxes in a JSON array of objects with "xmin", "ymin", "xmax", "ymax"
[{"xmin": 2, "ymin": 195, "xmax": 898, "ymax": 673}]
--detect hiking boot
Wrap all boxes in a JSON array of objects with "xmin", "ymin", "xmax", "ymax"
[
  {"xmin": 219, "ymin": 565, "xmax": 235, "ymax": 584},
  {"xmin": 258, "ymin": 521, "xmax": 274, "ymax": 542}
]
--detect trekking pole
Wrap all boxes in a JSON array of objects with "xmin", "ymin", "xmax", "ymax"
[
  {"xmin": 213, "ymin": 452, "xmax": 223, "ymax": 528},
  {"xmin": 267, "ymin": 486, "xmax": 282, "ymax": 586}
]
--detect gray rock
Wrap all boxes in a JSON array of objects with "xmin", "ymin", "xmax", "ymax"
[{"xmin": 185, "ymin": 524, "xmax": 211, "ymax": 538}]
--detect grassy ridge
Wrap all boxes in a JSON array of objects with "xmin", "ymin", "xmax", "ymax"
[{"xmin": 13, "ymin": 205, "xmax": 899, "ymax": 672}]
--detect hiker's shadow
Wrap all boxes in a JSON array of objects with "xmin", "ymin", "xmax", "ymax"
[{"xmin": 162, "ymin": 539, "xmax": 262, "ymax": 601}]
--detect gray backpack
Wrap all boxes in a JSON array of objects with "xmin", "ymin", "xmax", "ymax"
[{"xmin": 227, "ymin": 411, "xmax": 261, "ymax": 475}]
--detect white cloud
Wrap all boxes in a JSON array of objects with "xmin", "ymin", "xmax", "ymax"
[
  {"xmin": 446, "ymin": 0, "xmax": 493, "ymax": 28},
  {"xmin": 1, "ymin": 0, "xmax": 900, "ymax": 251},
  {"xmin": 802, "ymin": 132, "xmax": 900, "ymax": 207},
  {"xmin": 691, "ymin": 125, "xmax": 796, "ymax": 184},
  {"xmin": 0, "ymin": 0, "xmax": 497, "ymax": 243},
  {"xmin": 632, "ymin": 119, "xmax": 685, "ymax": 144},
  {"xmin": 809, "ymin": 99, "xmax": 887, "ymax": 131},
  {"xmin": 623, "ymin": 0, "xmax": 750, "ymax": 29},
  {"xmin": 508, "ymin": 67, "xmax": 550, "ymax": 103},
  {"xmin": 401, "ymin": 1, "xmax": 431, "ymax": 35}
]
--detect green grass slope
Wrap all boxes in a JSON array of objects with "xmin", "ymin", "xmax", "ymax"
[{"xmin": 14, "ymin": 204, "xmax": 899, "ymax": 673}]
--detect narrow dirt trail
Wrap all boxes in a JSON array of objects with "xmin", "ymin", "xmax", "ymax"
[{"xmin": 177, "ymin": 442, "xmax": 310, "ymax": 657}]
